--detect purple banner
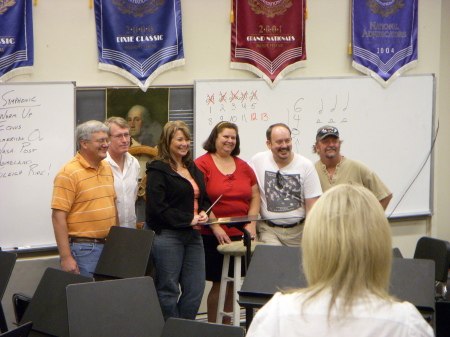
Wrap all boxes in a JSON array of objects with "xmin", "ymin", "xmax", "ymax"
[
  {"xmin": 95, "ymin": 0, "xmax": 184, "ymax": 91},
  {"xmin": 0, "ymin": 0, "xmax": 34, "ymax": 81},
  {"xmin": 352, "ymin": 0, "xmax": 418, "ymax": 87}
]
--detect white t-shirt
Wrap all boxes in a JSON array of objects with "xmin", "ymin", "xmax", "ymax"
[
  {"xmin": 105, "ymin": 152, "xmax": 140, "ymax": 228},
  {"xmin": 250, "ymin": 151, "xmax": 322, "ymax": 225},
  {"xmin": 246, "ymin": 291, "xmax": 434, "ymax": 337}
]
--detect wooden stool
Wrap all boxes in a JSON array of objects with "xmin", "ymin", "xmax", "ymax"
[{"xmin": 216, "ymin": 241, "xmax": 260, "ymax": 326}]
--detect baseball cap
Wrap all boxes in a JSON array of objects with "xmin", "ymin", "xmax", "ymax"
[{"xmin": 316, "ymin": 126, "xmax": 339, "ymax": 141}]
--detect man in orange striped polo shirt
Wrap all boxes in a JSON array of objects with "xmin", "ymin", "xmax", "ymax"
[{"xmin": 51, "ymin": 120, "xmax": 118, "ymax": 277}]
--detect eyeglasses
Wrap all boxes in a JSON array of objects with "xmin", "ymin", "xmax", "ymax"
[
  {"xmin": 91, "ymin": 138, "xmax": 111, "ymax": 145},
  {"xmin": 111, "ymin": 133, "xmax": 131, "ymax": 140}
]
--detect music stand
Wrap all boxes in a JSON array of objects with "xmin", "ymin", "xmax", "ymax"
[
  {"xmin": 20, "ymin": 268, "xmax": 93, "ymax": 337},
  {"xmin": 66, "ymin": 277, "xmax": 164, "ymax": 337},
  {"xmin": 204, "ymin": 215, "xmax": 300, "ymax": 268},
  {"xmin": 93, "ymin": 226, "xmax": 154, "ymax": 281},
  {"xmin": 238, "ymin": 248, "xmax": 436, "ymax": 329},
  {"xmin": 0, "ymin": 251, "xmax": 17, "ymax": 333},
  {"xmin": 390, "ymin": 258, "xmax": 436, "ymax": 323},
  {"xmin": 237, "ymin": 245, "xmax": 306, "ymax": 328},
  {"xmin": 0, "ymin": 322, "xmax": 32, "ymax": 337}
]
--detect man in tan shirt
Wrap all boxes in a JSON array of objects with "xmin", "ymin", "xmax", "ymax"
[{"xmin": 313, "ymin": 125, "xmax": 392, "ymax": 210}]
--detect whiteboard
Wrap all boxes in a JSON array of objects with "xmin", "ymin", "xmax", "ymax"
[
  {"xmin": 0, "ymin": 82, "xmax": 75, "ymax": 250},
  {"xmin": 194, "ymin": 75, "xmax": 435, "ymax": 218}
]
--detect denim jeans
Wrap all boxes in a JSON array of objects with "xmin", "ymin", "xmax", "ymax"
[
  {"xmin": 151, "ymin": 229, "xmax": 205, "ymax": 320},
  {"xmin": 70, "ymin": 242, "xmax": 104, "ymax": 277}
]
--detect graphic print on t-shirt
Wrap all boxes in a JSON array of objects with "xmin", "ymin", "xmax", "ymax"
[{"xmin": 264, "ymin": 171, "xmax": 302, "ymax": 212}]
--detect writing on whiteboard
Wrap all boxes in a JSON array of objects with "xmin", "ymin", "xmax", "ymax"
[
  {"xmin": 202, "ymin": 89, "xmax": 351, "ymax": 133},
  {"xmin": 0, "ymin": 90, "xmax": 51, "ymax": 179}
]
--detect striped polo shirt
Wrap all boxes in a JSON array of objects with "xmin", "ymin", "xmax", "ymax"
[{"xmin": 51, "ymin": 152, "xmax": 117, "ymax": 239}]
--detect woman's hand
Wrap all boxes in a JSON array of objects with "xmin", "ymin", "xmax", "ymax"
[
  {"xmin": 190, "ymin": 215, "xmax": 200, "ymax": 225},
  {"xmin": 198, "ymin": 210, "xmax": 208, "ymax": 224},
  {"xmin": 211, "ymin": 224, "xmax": 232, "ymax": 245}
]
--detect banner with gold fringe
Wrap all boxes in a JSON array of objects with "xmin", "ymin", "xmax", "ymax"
[
  {"xmin": 0, "ymin": 0, "xmax": 34, "ymax": 82},
  {"xmin": 352, "ymin": 0, "xmax": 418, "ymax": 88},
  {"xmin": 231, "ymin": 0, "xmax": 306, "ymax": 89},
  {"xmin": 94, "ymin": 0, "xmax": 184, "ymax": 92}
]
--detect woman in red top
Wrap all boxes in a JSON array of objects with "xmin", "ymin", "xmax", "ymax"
[{"xmin": 195, "ymin": 121, "xmax": 260, "ymax": 323}]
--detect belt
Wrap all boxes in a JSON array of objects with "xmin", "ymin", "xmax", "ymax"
[
  {"xmin": 266, "ymin": 219, "xmax": 304, "ymax": 228},
  {"xmin": 69, "ymin": 237, "xmax": 106, "ymax": 244}
]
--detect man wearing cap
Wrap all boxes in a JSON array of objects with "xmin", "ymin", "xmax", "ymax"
[
  {"xmin": 250, "ymin": 123, "xmax": 322, "ymax": 246},
  {"xmin": 314, "ymin": 125, "xmax": 392, "ymax": 209}
]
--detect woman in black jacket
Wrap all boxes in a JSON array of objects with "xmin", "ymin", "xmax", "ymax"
[{"xmin": 145, "ymin": 121, "xmax": 211, "ymax": 320}]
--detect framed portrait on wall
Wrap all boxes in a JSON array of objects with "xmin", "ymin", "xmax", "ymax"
[{"xmin": 106, "ymin": 88, "xmax": 169, "ymax": 148}]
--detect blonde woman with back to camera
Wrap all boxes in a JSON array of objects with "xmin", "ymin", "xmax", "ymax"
[{"xmin": 246, "ymin": 184, "xmax": 433, "ymax": 337}]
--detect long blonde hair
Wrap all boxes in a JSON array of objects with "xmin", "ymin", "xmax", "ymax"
[{"xmin": 301, "ymin": 184, "xmax": 393, "ymax": 317}]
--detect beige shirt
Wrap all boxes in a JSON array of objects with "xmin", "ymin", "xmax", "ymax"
[{"xmin": 315, "ymin": 157, "xmax": 392, "ymax": 201}]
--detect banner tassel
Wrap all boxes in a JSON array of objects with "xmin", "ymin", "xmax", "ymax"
[{"xmin": 230, "ymin": 1, "xmax": 234, "ymax": 23}]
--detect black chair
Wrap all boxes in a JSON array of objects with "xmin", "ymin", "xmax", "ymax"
[
  {"xmin": 0, "ymin": 251, "xmax": 17, "ymax": 333},
  {"xmin": 413, "ymin": 236, "xmax": 450, "ymax": 299},
  {"xmin": 0, "ymin": 322, "xmax": 32, "ymax": 337},
  {"xmin": 66, "ymin": 277, "xmax": 164, "ymax": 337},
  {"xmin": 19, "ymin": 268, "xmax": 93, "ymax": 337},
  {"xmin": 160, "ymin": 318, "xmax": 245, "ymax": 337},
  {"xmin": 93, "ymin": 226, "xmax": 155, "ymax": 281},
  {"xmin": 12, "ymin": 293, "xmax": 31, "ymax": 325},
  {"xmin": 436, "ymin": 301, "xmax": 450, "ymax": 337}
]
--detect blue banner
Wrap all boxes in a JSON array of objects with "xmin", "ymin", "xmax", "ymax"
[
  {"xmin": 0, "ymin": 0, "xmax": 34, "ymax": 82},
  {"xmin": 352, "ymin": 0, "xmax": 418, "ymax": 87},
  {"xmin": 95, "ymin": 0, "xmax": 184, "ymax": 91}
]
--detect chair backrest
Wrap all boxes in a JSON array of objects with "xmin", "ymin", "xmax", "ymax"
[
  {"xmin": 66, "ymin": 277, "xmax": 164, "ymax": 337},
  {"xmin": 19, "ymin": 268, "xmax": 93, "ymax": 337},
  {"xmin": 161, "ymin": 318, "xmax": 245, "ymax": 337},
  {"xmin": 413, "ymin": 236, "xmax": 450, "ymax": 283},
  {"xmin": 0, "ymin": 251, "xmax": 17, "ymax": 333},
  {"xmin": 0, "ymin": 322, "xmax": 32, "ymax": 337},
  {"xmin": 93, "ymin": 226, "xmax": 154, "ymax": 280}
]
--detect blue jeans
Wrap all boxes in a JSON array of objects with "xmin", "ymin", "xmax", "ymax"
[
  {"xmin": 151, "ymin": 229, "xmax": 205, "ymax": 320},
  {"xmin": 70, "ymin": 242, "xmax": 104, "ymax": 277}
]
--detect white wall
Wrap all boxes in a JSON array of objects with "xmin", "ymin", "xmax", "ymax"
[
  {"xmin": 3, "ymin": 0, "xmax": 449, "ymax": 323},
  {"xmin": 434, "ymin": 0, "xmax": 450, "ymax": 242}
]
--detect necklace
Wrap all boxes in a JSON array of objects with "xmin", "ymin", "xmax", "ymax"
[{"xmin": 170, "ymin": 162, "xmax": 185, "ymax": 175}]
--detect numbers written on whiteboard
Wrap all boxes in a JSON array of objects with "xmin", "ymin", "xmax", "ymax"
[{"xmin": 208, "ymin": 113, "xmax": 269, "ymax": 125}]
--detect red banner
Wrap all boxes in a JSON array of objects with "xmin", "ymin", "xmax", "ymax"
[{"xmin": 231, "ymin": 0, "xmax": 306, "ymax": 88}]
